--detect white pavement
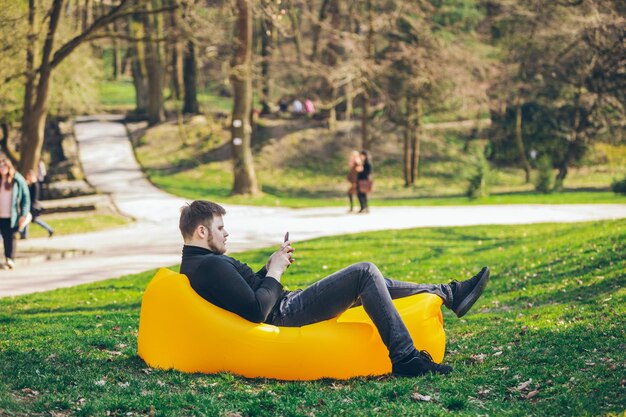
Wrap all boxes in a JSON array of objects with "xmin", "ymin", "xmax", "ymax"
[{"xmin": 2, "ymin": 115, "xmax": 626, "ymax": 297}]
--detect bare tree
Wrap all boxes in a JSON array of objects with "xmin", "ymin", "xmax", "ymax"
[
  {"xmin": 231, "ymin": 0, "xmax": 259, "ymax": 195},
  {"xmin": 16, "ymin": 0, "xmax": 175, "ymax": 173}
]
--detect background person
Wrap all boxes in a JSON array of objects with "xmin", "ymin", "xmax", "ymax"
[
  {"xmin": 357, "ymin": 150, "xmax": 373, "ymax": 213},
  {"xmin": 20, "ymin": 170, "xmax": 54, "ymax": 239},
  {"xmin": 37, "ymin": 158, "xmax": 47, "ymax": 200},
  {"xmin": 347, "ymin": 150, "xmax": 363, "ymax": 212},
  {"xmin": 292, "ymin": 98, "xmax": 304, "ymax": 115},
  {"xmin": 178, "ymin": 200, "xmax": 490, "ymax": 377},
  {"xmin": 0, "ymin": 157, "xmax": 30, "ymax": 269}
]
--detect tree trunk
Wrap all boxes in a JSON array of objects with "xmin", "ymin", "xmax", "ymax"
[
  {"xmin": 555, "ymin": 94, "xmax": 583, "ymax": 189},
  {"xmin": 20, "ymin": 0, "xmax": 63, "ymax": 174},
  {"xmin": 345, "ymin": 81, "xmax": 353, "ymax": 121},
  {"xmin": 287, "ymin": 1, "xmax": 303, "ymax": 65},
  {"xmin": 260, "ymin": 2, "xmax": 273, "ymax": 115},
  {"xmin": 0, "ymin": 123, "xmax": 18, "ymax": 165},
  {"xmin": 82, "ymin": 0, "xmax": 93, "ymax": 31},
  {"xmin": 514, "ymin": 98, "xmax": 531, "ymax": 183},
  {"xmin": 361, "ymin": 92, "xmax": 369, "ymax": 150},
  {"xmin": 410, "ymin": 97, "xmax": 421, "ymax": 183},
  {"xmin": 128, "ymin": 15, "xmax": 149, "ymax": 114},
  {"xmin": 112, "ymin": 19, "xmax": 122, "ymax": 80},
  {"xmin": 403, "ymin": 95, "xmax": 420, "ymax": 185},
  {"xmin": 310, "ymin": 0, "xmax": 330, "ymax": 61},
  {"xmin": 403, "ymin": 127, "xmax": 410, "ymax": 187},
  {"xmin": 231, "ymin": 0, "xmax": 258, "ymax": 195},
  {"xmin": 22, "ymin": 0, "xmax": 37, "ymax": 155},
  {"xmin": 182, "ymin": 40, "xmax": 199, "ymax": 114},
  {"xmin": 169, "ymin": 4, "xmax": 184, "ymax": 100},
  {"xmin": 142, "ymin": 0, "xmax": 165, "ymax": 126},
  {"xmin": 361, "ymin": 0, "xmax": 373, "ymax": 151}
]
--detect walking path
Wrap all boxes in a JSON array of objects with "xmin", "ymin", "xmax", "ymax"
[{"xmin": 2, "ymin": 115, "xmax": 626, "ymax": 298}]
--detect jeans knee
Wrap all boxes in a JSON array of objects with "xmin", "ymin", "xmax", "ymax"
[{"xmin": 354, "ymin": 262, "xmax": 383, "ymax": 282}]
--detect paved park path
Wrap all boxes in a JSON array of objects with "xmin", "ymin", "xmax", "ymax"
[{"xmin": 2, "ymin": 115, "xmax": 626, "ymax": 297}]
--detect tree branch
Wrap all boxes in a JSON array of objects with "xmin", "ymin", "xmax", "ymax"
[{"xmin": 48, "ymin": 1, "xmax": 178, "ymax": 70}]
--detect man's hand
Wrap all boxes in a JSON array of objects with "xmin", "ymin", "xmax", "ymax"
[{"xmin": 265, "ymin": 240, "xmax": 295, "ymax": 282}]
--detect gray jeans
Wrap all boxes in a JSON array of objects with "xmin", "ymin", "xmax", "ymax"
[{"xmin": 268, "ymin": 262, "xmax": 453, "ymax": 363}]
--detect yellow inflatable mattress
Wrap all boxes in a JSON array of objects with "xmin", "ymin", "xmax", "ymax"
[{"xmin": 138, "ymin": 268, "xmax": 446, "ymax": 380}]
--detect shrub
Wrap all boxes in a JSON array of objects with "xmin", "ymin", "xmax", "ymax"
[
  {"xmin": 612, "ymin": 175, "xmax": 626, "ymax": 195},
  {"xmin": 535, "ymin": 154, "xmax": 553, "ymax": 193}
]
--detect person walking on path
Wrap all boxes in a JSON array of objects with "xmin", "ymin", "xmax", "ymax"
[
  {"xmin": 357, "ymin": 150, "xmax": 373, "ymax": 213},
  {"xmin": 37, "ymin": 158, "xmax": 47, "ymax": 200},
  {"xmin": 179, "ymin": 200, "xmax": 491, "ymax": 377},
  {"xmin": 0, "ymin": 157, "xmax": 30, "ymax": 269},
  {"xmin": 20, "ymin": 170, "xmax": 54, "ymax": 239},
  {"xmin": 346, "ymin": 151, "xmax": 363, "ymax": 212}
]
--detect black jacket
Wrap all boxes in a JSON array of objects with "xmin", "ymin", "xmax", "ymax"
[{"xmin": 180, "ymin": 245, "xmax": 286, "ymax": 323}]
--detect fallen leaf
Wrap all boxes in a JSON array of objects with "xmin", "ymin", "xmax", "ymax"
[
  {"xmin": 20, "ymin": 388, "xmax": 39, "ymax": 397},
  {"xmin": 470, "ymin": 353, "xmax": 486, "ymax": 363},
  {"xmin": 411, "ymin": 392, "xmax": 432, "ymax": 402},
  {"xmin": 493, "ymin": 351, "xmax": 503, "ymax": 356},
  {"xmin": 520, "ymin": 326, "xmax": 529, "ymax": 334},
  {"xmin": 526, "ymin": 390, "xmax": 540, "ymax": 399},
  {"xmin": 514, "ymin": 379, "xmax": 532, "ymax": 392}
]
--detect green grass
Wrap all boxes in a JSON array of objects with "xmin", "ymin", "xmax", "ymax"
[
  {"xmin": 148, "ymin": 166, "xmax": 626, "ymax": 208},
  {"xmin": 1, "ymin": 219, "xmax": 624, "ymax": 416},
  {"xmin": 98, "ymin": 80, "xmax": 137, "ymax": 108},
  {"xmin": 133, "ymin": 116, "xmax": 626, "ymax": 208},
  {"xmin": 25, "ymin": 213, "xmax": 131, "ymax": 239},
  {"xmin": 97, "ymin": 79, "xmax": 235, "ymax": 114}
]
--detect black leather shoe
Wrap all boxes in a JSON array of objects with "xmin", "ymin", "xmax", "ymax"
[
  {"xmin": 451, "ymin": 266, "xmax": 490, "ymax": 318},
  {"xmin": 392, "ymin": 350, "xmax": 453, "ymax": 377}
]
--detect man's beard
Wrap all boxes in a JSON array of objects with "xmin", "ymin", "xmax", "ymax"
[{"xmin": 207, "ymin": 232, "xmax": 225, "ymax": 254}]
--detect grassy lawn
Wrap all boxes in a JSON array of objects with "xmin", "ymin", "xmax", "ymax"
[
  {"xmin": 1, "ymin": 219, "xmax": 624, "ymax": 416},
  {"xmin": 132, "ymin": 116, "xmax": 626, "ymax": 208},
  {"xmin": 147, "ymin": 166, "xmax": 626, "ymax": 208},
  {"xmin": 24, "ymin": 213, "xmax": 132, "ymax": 239}
]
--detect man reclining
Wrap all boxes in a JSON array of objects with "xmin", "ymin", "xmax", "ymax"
[{"xmin": 179, "ymin": 200, "xmax": 490, "ymax": 377}]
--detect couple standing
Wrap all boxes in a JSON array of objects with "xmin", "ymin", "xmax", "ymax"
[{"xmin": 347, "ymin": 150, "xmax": 372, "ymax": 213}]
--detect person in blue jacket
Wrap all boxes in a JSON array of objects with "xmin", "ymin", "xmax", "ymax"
[{"xmin": 0, "ymin": 157, "xmax": 30, "ymax": 269}]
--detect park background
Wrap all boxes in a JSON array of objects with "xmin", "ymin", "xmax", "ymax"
[{"xmin": 0, "ymin": 0, "xmax": 625, "ymax": 416}]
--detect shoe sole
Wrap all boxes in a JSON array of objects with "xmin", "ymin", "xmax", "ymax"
[{"xmin": 454, "ymin": 266, "xmax": 490, "ymax": 318}]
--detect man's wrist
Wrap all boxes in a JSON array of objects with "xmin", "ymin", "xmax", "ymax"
[{"xmin": 266, "ymin": 268, "xmax": 283, "ymax": 282}]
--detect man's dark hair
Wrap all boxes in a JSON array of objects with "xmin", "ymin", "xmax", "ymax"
[{"xmin": 179, "ymin": 200, "xmax": 226, "ymax": 240}]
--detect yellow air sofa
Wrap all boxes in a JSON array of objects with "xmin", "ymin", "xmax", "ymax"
[{"xmin": 138, "ymin": 268, "xmax": 446, "ymax": 380}]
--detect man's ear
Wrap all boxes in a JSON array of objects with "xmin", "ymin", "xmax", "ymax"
[{"xmin": 195, "ymin": 224, "xmax": 207, "ymax": 239}]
